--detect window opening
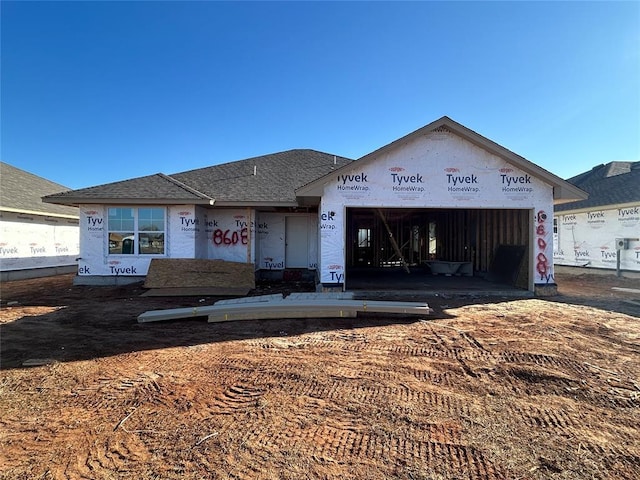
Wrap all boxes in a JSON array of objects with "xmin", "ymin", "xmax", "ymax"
[
  {"xmin": 428, "ymin": 221, "xmax": 437, "ymax": 259},
  {"xmin": 108, "ymin": 207, "xmax": 165, "ymax": 255}
]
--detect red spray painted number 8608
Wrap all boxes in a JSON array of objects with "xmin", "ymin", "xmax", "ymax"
[{"xmin": 212, "ymin": 228, "xmax": 248, "ymax": 246}]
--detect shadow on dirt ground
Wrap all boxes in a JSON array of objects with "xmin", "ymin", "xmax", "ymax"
[
  {"xmin": 1, "ymin": 272, "xmax": 638, "ymax": 370},
  {"xmin": 0, "ymin": 274, "xmax": 459, "ymax": 369}
]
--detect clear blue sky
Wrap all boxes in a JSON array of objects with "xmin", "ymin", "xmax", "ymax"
[{"xmin": 2, "ymin": 1, "xmax": 639, "ymax": 190}]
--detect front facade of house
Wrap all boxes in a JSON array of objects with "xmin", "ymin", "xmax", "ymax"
[
  {"xmin": 554, "ymin": 161, "xmax": 640, "ymax": 273},
  {"xmin": 44, "ymin": 117, "xmax": 587, "ymax": 292}
]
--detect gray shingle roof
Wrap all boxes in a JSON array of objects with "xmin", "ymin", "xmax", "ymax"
[
  {"xmin": 43, "ymin": 173, "xmax": 214, "ymax": 206},
  {"xmin": 171, "ymin": 149, "xmax": 353, "ymax": 204},
  {"xmin": 43, "ymin": 149, "xmax": 353, "ymax": 207},
  {"xmin": 555, "ymin": 161, "xmax": 640, "ymax": 212},
  {"xmin": 1, "ymin": 162, "xmax": 78, "ymax": 217}
]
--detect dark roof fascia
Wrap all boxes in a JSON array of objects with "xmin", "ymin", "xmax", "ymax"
[
  {"xmin": 296, "ymin": 116, "xmax": 588, "ymax": 203},
  {"xmin": 212, "ymin": 201, "xmax": 300, "ymax": 208},
  {"xmin": 43, "ymin": 197, "xmax": 215, "ymax": 207}
]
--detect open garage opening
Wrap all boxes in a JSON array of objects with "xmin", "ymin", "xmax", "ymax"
[{"xmin": 345, "ymin": 207, "xmax": 532, "ymax": 292}]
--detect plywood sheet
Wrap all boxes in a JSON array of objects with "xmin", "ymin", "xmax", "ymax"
[{"xmin": 144, "ymin": 259, "xmax": 255, "ymax": 290}]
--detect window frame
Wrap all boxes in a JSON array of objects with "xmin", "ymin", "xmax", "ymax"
[{"xmin": 107, "ymin": 206, "xmax": 167, "ymax": 256}]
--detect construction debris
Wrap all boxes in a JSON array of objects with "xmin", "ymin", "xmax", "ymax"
[{"xmin": 137, "ymin": 292, "xmax": 432, "ymax": 323}]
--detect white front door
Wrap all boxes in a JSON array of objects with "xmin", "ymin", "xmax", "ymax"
[{"xmin": 285, "ymin": 216, "xmax": 308, "ymax": 268}]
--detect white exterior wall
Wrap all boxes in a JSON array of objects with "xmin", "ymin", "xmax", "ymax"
[
  {"xmin": 78, "ymin": 205, "xmax": 199, "ymax": 277},
  {"xmin": 256, "ymin": 212, "xmax": 318, "ymax": 270},
  {"xmin": 204, "ymin": 208, "xmax": 255, "ymax": 264},
  {"xmin": 554, "ymin": 204, "xmax": 640, "ymax": 271},
  {"xmin": 318, "ymin": 130, "xmax": 555, "ymax": 286},
  {"xmin": 0, "ymin": 211, "xmax": 79, "ymax": 271},
  {"xmin": 78, "ymin": 205, "xmax": 259, "ymax": 277}
]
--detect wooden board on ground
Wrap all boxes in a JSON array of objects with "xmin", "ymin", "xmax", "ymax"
[
  {"xmin": 141, "ymin": 287, "xmax": 251, "ymax": 297},
  {"xmin": 137, "ymin": 295, "xmax": 432, "ymax": 323},
  {"xmin": 143, "ymin": 259, "xmax": 255, "ymax": 292}
]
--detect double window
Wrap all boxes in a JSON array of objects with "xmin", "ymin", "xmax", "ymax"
[{"xmin": 108, "ymin": 207, "xmax": 165, "ymax": 255}]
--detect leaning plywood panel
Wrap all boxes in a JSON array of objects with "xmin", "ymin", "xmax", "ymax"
[{"xmin": 144, "ymin": 258, "xmax": 255, "ymax": 290}]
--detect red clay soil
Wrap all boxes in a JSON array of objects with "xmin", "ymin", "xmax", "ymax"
[{"xmin": 0, "ymin": 273, "xmax": 639, "ymax": 479}]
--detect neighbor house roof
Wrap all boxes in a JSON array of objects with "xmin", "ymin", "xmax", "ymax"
[
  {"xmin": 42, "ymin": 150, "xmax": 353, "ymax": 207},
  {"xmin": 296, "ymin": 116, "xmax": 588, "ymax": 204},
  {"xmin": 0, "ymin": 162, "xmax": 78, "ymax": 218},
  {"xmin": 555, "ymin": 161, "xmax": 640, "ymax": 212}
]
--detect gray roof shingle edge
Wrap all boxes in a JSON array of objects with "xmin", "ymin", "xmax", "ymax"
[
  {"xmin": 1, "ymin": 162, "xmax": 78, "ymax": 217},
  {"xmin": 555, "ymin": 161, "xmax": 640, "ymax": 212},
  {"xmin": 43, "ymin": 173, "xmax": 214, "ymax": 205}
]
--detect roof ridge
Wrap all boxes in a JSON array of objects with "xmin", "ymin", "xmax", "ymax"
[{"xmin": 158, "ymin": 173, "xmax": 214, "ymax": 202}]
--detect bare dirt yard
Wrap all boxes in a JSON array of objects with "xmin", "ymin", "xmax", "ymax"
[{"xmin": 1, "ymin": 273, "xmax": 639, "ymax": 480}]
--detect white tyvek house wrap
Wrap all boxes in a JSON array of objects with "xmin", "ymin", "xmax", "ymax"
[
  {"xmin": 255, "ymin": 212, "xmax": 318, "ymax": 270},
  {"xmin": 78, "ymin": 206, "xmax": 106, "ymax": 275},
  {"xmin": 257, "ymin": 212, "xmax": 285, "ymax": 269},
  {"xmin": 318, "ymin": 131, "xmax": 555, "ymax": 285},
  {"xmin": 554, "ymin": 206, "xmax": 640, "ymax": 271},
  {"xmin": 205, "ymin": 209, "xmax": 254, "ymax": 264},
  {"xmin": 194, "ymin": 206, "xmax": 209, "ymax": 259},
  {"xmin": 78, "ymin": 205, "xmax": 200, "ymax": 276},
  {"xmin": 168, "ymin": 206, "xmax": 197, "ymax": 258},
  {"xmin": 0, "ymin": 211, "xmax": 79, "ymax": 271},
  {"xmin": 318, "ymin": 204, "xmax": 345, "ymax": 283}
]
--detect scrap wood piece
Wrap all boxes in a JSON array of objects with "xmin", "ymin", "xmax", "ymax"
[{"xmin": 612, "ymin": 287, "xmax": 640, "ymax": 295}]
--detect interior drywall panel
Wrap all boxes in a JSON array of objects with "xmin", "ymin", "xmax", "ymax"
[
  {"xmin": 0, "ymin": 210, "xmax": 79, "ymax": 271},
  {"xmin": 318, "ymin": 130, "xmax": 554, "ymax": 286},
  {"xmin": 554, "ymin": 205, "xmax": 640, "ymax": 271}
]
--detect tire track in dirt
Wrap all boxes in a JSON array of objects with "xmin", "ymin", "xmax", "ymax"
[
  {"xmin": 240, "ymin": 420, "xmax": 507, "ymax": 479},
  {"xmin": 280, "ymin": 379, "xmax": 472, "ymax": 417},
  {"xmin": 208, "ymin": 384, "xmax": 265, "ymax": 414},
  {"xmin": 578, "ymin": 442, "xmax": 640, "ymax": 480},
  {"xmin": 498, "ymin": 351, "xmax": 589, "ymax": 375},
  {"xmin": 63, "ymin": 430, "xmax": 152, "ymax": 479}
]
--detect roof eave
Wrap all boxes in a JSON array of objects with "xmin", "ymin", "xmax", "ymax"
[
  {"xmin": 212, "ymin": 200, "xmax": 300, "ymax": 208},
  {"xmin": 552, "ymin": 184, "xmax": 589, "ymax": 204},
  {"xmin": 42, "ymin": 196, "xmax": 216, "ymax": 207},
  {"xmin": 0, "ymin": 206, "xmax": 79, "ymax": 219}
]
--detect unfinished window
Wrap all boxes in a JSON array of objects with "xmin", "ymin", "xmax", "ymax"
[
  {"xmin": 428, "ymin": 221, "xmax": 437, "ymax": 259},
  {"xmin": 108, "ymin": 207, "xmax": 165, "ymax": 255},
  {"xmin": 357, "ymin": 228, "xmax": 371, "ymax": 248}
]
